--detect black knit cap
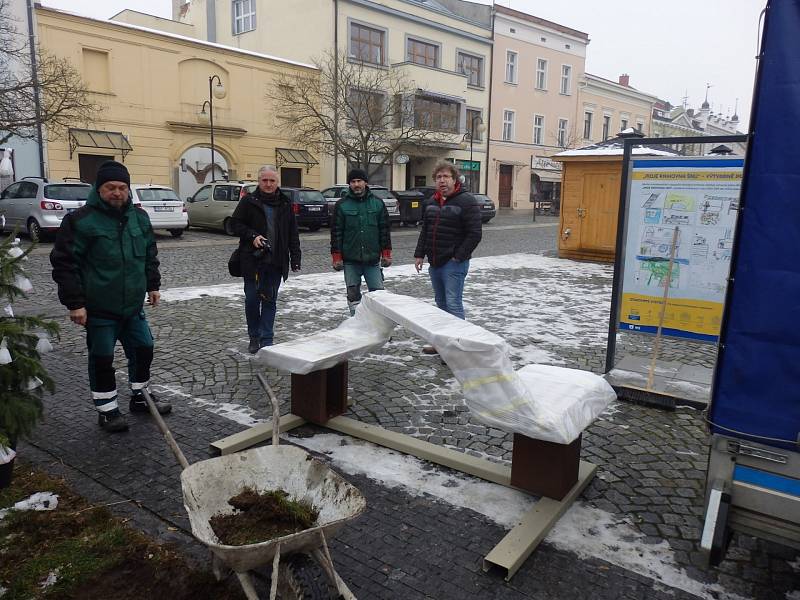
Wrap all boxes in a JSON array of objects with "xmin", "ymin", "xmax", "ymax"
[
  {"xmin": 347, "ymin": 168, "xmax": 368, "ymax": 183},
  {"xmin": 95, "ymin": 160, "xmax": 130, "ymax": 190}
]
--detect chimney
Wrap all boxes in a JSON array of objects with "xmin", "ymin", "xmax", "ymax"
[{"xmin": 619, "ymin": 74, "xmax": 630, "ymax": 87}]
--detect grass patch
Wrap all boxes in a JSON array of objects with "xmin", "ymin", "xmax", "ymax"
[{"xmin": 0, "ymin": 462, "xmax": 245, "ymax": 599}]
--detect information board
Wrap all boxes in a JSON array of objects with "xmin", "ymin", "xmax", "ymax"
[{"xmin": 618, "ymin": 157, "xmax": 743, "ymax": 342}]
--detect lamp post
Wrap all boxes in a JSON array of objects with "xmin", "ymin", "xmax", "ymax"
[
  {"xmin": 197, "ymin": 74, "xmax": 226, "ymax": 182},
  {"xmin": 460, "ymin": 115, "xmax": 486, "ymax": 192}
]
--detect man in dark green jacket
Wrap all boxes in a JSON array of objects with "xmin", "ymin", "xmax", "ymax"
[
  {"xmin": 51, "ymin": 161, "xmax": 171, "ymax": 433},
  {"xmin": 330, "ymin": 169, "xmax": 392, "ymax": 316}
]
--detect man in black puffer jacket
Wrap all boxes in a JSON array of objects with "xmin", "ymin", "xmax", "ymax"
[
  {"xmin": 414, "ymin": 161, "xmax": 482, "ymax": 346},
  {"xmin": 230, "ymin": 165, "xmax": 301, "ymax": 353}
]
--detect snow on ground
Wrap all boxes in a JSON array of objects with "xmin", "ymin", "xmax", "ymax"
[{"xmin": 160, "ymin": 253, "xmax": 613, "ymax": 369}]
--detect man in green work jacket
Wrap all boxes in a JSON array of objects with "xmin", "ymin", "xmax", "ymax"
[
  {"xmin": 51, "ymin": 160, "xmax": 172, "ymax": 433},
  {"xmin": 330, "ymin": 168, "xmax": 392, "ymax": 315}
]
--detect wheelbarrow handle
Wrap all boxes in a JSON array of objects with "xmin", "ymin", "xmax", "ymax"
[
  {"xmin": 140, "ymin": 388, "xmax": 190, "ymax": 469},
  {"xmin": 256, "ymin": 373, "xmax": 281, "ymax": 446}
]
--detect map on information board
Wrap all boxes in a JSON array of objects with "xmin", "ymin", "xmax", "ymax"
[{"xmin": 618, "ymin": 157, "xmax": 743, "ymax": 342}]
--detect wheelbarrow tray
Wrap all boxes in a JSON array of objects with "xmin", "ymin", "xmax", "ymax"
[{"xmin": 180, "ymin": 444, "xmax": 366, "ymax": 573}]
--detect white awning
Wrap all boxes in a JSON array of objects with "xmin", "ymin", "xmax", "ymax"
[{"xmin": 531, "ymin": 169, "xmax": 562, "ymax": 183}]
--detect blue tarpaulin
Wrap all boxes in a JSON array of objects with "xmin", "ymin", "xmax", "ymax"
[{"xmin": 709, "ymin": 0, "xmax": 800, "ymax": 450}]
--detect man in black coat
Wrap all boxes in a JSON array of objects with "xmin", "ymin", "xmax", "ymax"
[
  {"xmin": 414, "ymin": 161, "xmax": 482, "ymax": 351},
  {"xmin": 230, "ymin": 165, "xmax": 301, "ymax": 353}
]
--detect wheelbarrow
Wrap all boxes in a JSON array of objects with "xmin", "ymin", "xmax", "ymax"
[{"xmin": 140, "ymin": 373, "xmax": 365, "ymax": 599}]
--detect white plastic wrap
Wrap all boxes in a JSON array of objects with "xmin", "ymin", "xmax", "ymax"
[
  {"xmin": 263, "ymin": 290, "xmax": 615, "ymax": 443},
  {"xmin": 256, "ymin": 300, "xmax": 395, "ymax": 374}
]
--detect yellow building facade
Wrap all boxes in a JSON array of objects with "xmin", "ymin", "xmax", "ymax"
[{"xmin": 37, "ymin": 6, "xmax": 320, "ymax": 198}]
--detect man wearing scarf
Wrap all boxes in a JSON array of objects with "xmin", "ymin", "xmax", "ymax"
[
  {"xmin": 414, "ymin": 161, "xmax": 482, "ymax": 353},
  {"xmin": 231, "ymin": 165, "xmax": 301, "ymax": 353}
]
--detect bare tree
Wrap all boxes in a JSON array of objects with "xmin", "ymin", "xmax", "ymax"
[
  {"xmin": 0, "ymin": 0, "xmax": 101, "ymax": 146},
  {"xmin": 267, "ymin": 50, "xmax": 457, "ymax": 179}
]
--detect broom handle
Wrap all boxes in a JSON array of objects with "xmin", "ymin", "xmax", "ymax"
[{"xmin": 646, "ymin": 226, "xmax": 680, "ymax": 391}]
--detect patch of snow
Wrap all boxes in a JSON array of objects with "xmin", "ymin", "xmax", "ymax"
[
  {"xmin": 786, "ymin": 592, "xmax": 800, "ymax": 600},
  {"xmin": 0, "ymin": 492, "xmax": 59, "ymax": 520},
  {"xmin": 289, "ymin": 431, "xmax": 748, "ymax": 600},
  {"xmin": 39, "ymin": 569, "xmax": 60, "ymax": 588},
  {"xmin": 788, "ymin": 557, "xmax": 800, "ymax": 573},
  {"xmin": 155, "ymin": 384, "xmax": 260, "ymax": 427}
]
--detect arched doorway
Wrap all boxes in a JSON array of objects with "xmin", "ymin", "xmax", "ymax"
[{"xmin": 177, "ymin": 145, "xmax": 229, "ymax": 201}]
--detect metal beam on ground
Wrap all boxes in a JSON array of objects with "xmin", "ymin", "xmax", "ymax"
[{"xmin": 483, "ymin": 460, "xmax": 596, "ymax": 580}]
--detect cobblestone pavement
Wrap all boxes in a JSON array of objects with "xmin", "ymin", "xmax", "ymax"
[{"xmin": 12, "ymin": 211, "xmax": 799, "ymax": 600}]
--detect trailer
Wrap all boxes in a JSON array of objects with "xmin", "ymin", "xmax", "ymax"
[{"xmin": 700, "ymin": 0, "xmax": 800, "ymax": 564}]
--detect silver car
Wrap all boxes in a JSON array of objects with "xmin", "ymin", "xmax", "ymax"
[
  {"xmin": 130, "ymin": 184, "xmax": 188, "ymax": 237},
  {"xmin": 0, "ymin": 177, "xmax": 92, "ymax": 242},
  {"xmin": 186, "ymin": 181, "xmax": 256, "ymax": 235}
]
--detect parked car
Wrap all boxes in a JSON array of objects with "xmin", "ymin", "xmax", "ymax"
[
  {"xmin": 473, "ymin": 194, "xmax": 497, "ymax": 223},
  {"xmin": 281, "ymin": 187, "xmax": 328, "ymax": 231},
  {"xmin": 129, "ymin": 184, "xmax": 187, "ymax": 237},
  {"xmin": 321, "ymin": 184, "xmax": 401, "ymax": 225},
  {"xmin": 0, "ymin": 177, "xmax": 92, "ymax": 242},
  {"xmin": 185, "ymin": 180, "xmax": 256, "ymax": 235}
]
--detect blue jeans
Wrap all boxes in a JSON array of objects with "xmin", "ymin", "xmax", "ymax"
[
  {"xmin": 244, "ymin": 267, "xmax": 283, "ymax": 346},
  {"xmin": 344, "ymin": 262, "xmax": 384, "ymax": 315},
  {"xmin": 428, "ymin": 259, "xmax": 469, "ymax": 319}
]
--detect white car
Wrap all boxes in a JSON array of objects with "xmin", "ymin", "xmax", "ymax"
[{"xmin": 129, "ymin": 184, "xmax": 188, "ymax": 237}]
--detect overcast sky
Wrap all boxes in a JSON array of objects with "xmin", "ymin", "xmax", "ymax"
[{"xmin": 41, "ymin": 0, "xmax": 762, "ymax": 129}]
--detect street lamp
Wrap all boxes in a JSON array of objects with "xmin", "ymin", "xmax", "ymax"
[
  {"xmin": 460, "ymin": 114, "xmax": 486, "ymax": 191},
  {"xmin": 197, "ymin": 74, "xmax": 226, "ymax": 182}
]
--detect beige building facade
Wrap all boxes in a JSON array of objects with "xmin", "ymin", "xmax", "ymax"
[
  {"xmin": 578, "ymin": 73, "xmax": 657, "ymax": 145},
  {"xmin": 168, "ymin": 0, "xmax": 492, "ymax": 191},
  {"xmin": 38, "ymin": 6, "xmax": 320, "ymax": 199},
  {"xmin": 488, "ymin": 6, "xmax": 589, "ymax": 210}
]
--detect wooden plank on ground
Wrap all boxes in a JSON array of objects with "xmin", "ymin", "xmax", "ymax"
[
  {"xmin": 325, "ymin": 416, "xmax": 511, "ymax": 486},
  {"xmin": 210, "ymin": 414, "xmax": 307, "ymax": 455}
]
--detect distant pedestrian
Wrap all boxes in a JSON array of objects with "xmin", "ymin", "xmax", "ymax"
[
  {"xmin": 414, "ymin": 161, "xmax": 482, "ymax": 352},
  {"xmin": 230, "ymin": 165, "xmax": 301, "ymax": 353},
  {"xmin": 51, "ymin": 160, "xmax": 171, "ymax": 433},
  {"xmin": 330, "ymin": 168, "xmax": 392, "ymax": 315}
]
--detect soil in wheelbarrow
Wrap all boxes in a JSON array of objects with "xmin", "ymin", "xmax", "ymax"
[{"xmin": 210, "ymin": 487, "xmax": 319, "ymax": 546}]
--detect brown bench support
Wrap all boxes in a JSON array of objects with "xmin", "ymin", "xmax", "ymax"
[
  {"xmin": 291, "ymin": 361, "xmax": 348, "ymax": 424},
  {"xmin": 510, "ymin": 433, "xmax": 581, "ymax": 500}
]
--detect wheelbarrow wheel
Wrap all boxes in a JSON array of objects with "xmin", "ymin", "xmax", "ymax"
[{"xmin": 267, "ymin": 554, "xmax": 335, "ymax": 599}]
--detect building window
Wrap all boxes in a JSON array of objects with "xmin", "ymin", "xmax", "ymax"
[
  {"xmin": 502, "ymin": 110, "xmax": 515, "ymax": 141},
  {"xmin": 233, "ymin": 0, "xmax": 256, "ymax": 34},
  {"xmin": 82, "ymin": 48, "xmax": 110, "ymax": 92},
  {"xmin": 466, "ymin": 108, "xmax": 483, "ymax": 141},
  {"xmin": 560, "ymin": 64, "xmax": 572, "ymax": 95},
  {"xmin": 533, "ymin": 114, "xmax": 544, "ymax": 145},
  {"xmin": 620, "ymin": 118, "xmax": 628, "ymax": 131},
  {"xmin": 602, "ymin": 115, "xmax": 611, "ymax": 140},
  {"xmin": 349, "ymin": 88, "xmax": 386, "ymax": 127},
  {"xmin": 407, "ymin": 38, "xmax": 438, "ymax": 68},
  {"xmin": 457, "ymin": 51, "xmax": 483, "ymax": 87},
  {"xmin": 351, "ymin": 22, "xmax": 385, "ymax": 64},
  {"xmin": 535, "ymin": 58, "xmax": 547, "ymax": 90},
  {"xmin": 414, "ymin": 95, "xmax": 459, "ymax": 133},
  {"xmin": 583, "ymin": 111, "xmax": 592, "ymax": 139},
  {"xmin": 636, "ymin": 120, "xmax": 645, "ymax": 133},
  {"xmin": 505, "ymin": 50, "xmax": 518, "ymax": 84},
  {"xmin": 557, "ymin": 118, "xmax": 568, "ymax": 147}
]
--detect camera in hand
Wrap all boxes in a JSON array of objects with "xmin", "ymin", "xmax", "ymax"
[{"xmin": 253, "ymin": 238, "xmax": 271, "ymax": 259}]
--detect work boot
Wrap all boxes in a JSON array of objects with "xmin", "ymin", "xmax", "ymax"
[
  {"xmin": 98, "ymin": 411, "xmax": 129, "ymax": 433},
  {"xmin": 130, "ymin": 392, "xmax": 172, "ymax": 415},
  {"xmin": 422, "ymin": 344, "xmax": 438, "ymax": 355},
  {"xmin": 248, "ymin": 338, "xmax": 260, "ymax": 354}
]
